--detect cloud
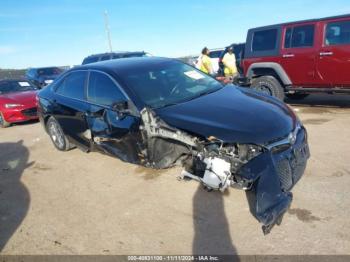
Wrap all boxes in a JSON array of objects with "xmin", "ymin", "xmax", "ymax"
[{"xmin": 0, "ymin": 46, "xmax": 16, "ymax": 55}]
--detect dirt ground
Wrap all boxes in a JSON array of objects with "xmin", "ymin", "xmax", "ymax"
[{"xmin": 0, "ymin": 94, "xmax": 350, "ymax": 255}]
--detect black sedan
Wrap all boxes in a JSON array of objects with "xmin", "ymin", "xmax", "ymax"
[{"xmin": 37, "ymin": 57, "xmax": 310, "ymax": 234}]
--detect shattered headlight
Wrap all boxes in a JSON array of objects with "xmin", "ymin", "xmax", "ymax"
[{"xmin": 236, "ymin": 144, "xmax": 263, "ymax": 162}]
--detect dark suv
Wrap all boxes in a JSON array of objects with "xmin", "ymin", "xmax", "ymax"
[
  {"xmin": 82, "ymin": 51, "xmax": 150, "ymax": 65},
  {"xmin": 26, "ymin": 67, "xmax": 64, "ymax": 89},
  {"xmin": 242, "ymin": 14, "xmax": 350, "ymax": 100}
]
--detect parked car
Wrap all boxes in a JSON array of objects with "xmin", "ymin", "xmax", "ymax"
[
  {"xmin": 82, "ymin": 51, "xmax": 150, "ymax": 65},
  {"xmin": 241, "ymin": 14, "xmax": 350, "ymax": 100},
  {"xmin": 26, "ymin": 67, "xmax": 64, "ymax": 89},
  {"xmin": 37, "ymin": 57, "xmax": 309, "ymax": 234},
  {"xmin": 0, "ymin": 79, "xmax": 39, "ymax": 127}
]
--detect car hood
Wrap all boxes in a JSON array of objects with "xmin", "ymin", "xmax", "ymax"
[
  {"xmin": 1, "ymin": 90, "xmax": 38, "ymax": 106},
  {"xmin": 154, "ymin": 86, "xmax": 296, "ymax": 145}
]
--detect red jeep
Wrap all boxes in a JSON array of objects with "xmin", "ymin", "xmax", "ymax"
[{"xmin": 242, "ymin": 14, "xmax": 350, "ymax": 100}]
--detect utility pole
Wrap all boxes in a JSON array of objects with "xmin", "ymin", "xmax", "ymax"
[{"xmin": 104, "ymin": 10, "xmax": 113, "ymax": 52}]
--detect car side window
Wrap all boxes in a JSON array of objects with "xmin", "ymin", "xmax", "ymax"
[
  {"xmin": 252, "ymin": 29, "xmax": 278, "ymax": 51},
  {"xmin": 87, "ymin": 71, "xmax": 126, "ymax": 106},
  {"xmin": 284, "ymin": 25, "xmax": 315, "ymax": 48},
  {"xmin": 325, "ymin": 20, "xmax": 350, "ymax": 45},
  {"xmin": 56, "ymin": 71, "xmax": 86, "ymax": 100}
]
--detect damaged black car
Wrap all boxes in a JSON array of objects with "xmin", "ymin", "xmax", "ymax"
[{"xmin": 37, "ymin": 57, "xmax": 310, "ymax": 234}]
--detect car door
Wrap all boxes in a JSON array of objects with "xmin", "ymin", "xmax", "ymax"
[
  {"xmin": 317, "ymin": 18, "xmax": 350, "ymax": 87},
  {"xmin": 53, "ymin": 70, "xmax": 91, "ymax": 149},
  {"xmin": 280, "ymin": 23, "xmax": 325, "ymax": 87},
  {"xmin": 85, "ymin": 70, "xmax": 141, "ymax": 163}
]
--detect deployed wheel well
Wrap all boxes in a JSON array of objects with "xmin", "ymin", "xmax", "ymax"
[{"xmin": 251, "ymin": 68, "xmax": 285, "ymax": 89}]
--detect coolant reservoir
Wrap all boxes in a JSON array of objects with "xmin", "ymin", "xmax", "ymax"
[{"xmin": 203, "ymin": 157, "xmax": 231, "ymax": 191}]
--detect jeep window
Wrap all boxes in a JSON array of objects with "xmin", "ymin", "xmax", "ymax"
[
  {"xmin": 285, "ymin": 25, "xmax": 315, "ymax": 48},
  {"xmin": 326, "ymin": 20, "xmax": 350, "ymax": 45},
  {"xmin": 252, "ymin": 29, "xmax": 278, "ymax": 51},
  {"xmin": 87, "ymin": 72, "xmax": 125, "ymax": 106},
  {"xmin": 117, "ymin": 60, "xmax": 223, "ymax": 109},
  {"xmin": 56, "ymin": 71, "xmax": 86, "ymax": 100}
]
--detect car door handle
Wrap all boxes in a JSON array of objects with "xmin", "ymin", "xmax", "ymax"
[
  {"xmin": 282, "ymin": 54, "xmax": 295, "ymax": 58},
  {"xmin": 320, "ymin": 51, "xmax": 333, "ymax": 56}
]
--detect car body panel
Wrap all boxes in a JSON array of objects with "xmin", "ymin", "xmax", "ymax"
[{"xmin": 155, "ymin": 86, "xmax": 295, "ymax": 144}]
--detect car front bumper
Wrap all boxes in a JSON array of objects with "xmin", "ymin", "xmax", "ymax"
[
  {"xmin": 2, "ymin": 106, "xmax": 38, "ymax": 123},
  {"xmin": 239, "ymin": 126, "xmax": 310, "ymax": 233}
]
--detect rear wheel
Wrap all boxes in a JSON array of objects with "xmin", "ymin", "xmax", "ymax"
[
  {"xmin": 46, "ymin": 117, "xmax": 72, "ymax": 151},
  {"xmin": 0, "ymin": 112, "xmax": 10, "ymax": 128},
  {"xmin": 251, "ymin": 76, "xmax": 285, "ymax": 101}
]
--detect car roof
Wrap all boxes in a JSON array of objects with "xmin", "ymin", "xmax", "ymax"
[
  {"xmin": 84, "ymin": 51, "xmax": 145, "ymax": 59},
  {"xmin": 250, "ymin": 13, "xmax": 350, "ymax": 31},
  {"xmin": 74, "ymin": 56, "xmax": 174, "ymax": 73}
]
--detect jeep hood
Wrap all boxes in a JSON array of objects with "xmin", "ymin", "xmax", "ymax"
[{"xmin": 155, "ymin": 86, "xmax": 296, "ymax": 145}]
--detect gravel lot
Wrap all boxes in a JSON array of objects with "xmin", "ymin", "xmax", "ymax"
[{"xmin": 1, "ymin": 94, "xmax": 350, "ymax": 255}]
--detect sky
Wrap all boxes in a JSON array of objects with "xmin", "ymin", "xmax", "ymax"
[{"xmin": 0, "ymin": 0, "xmax": 349, "ymax": 69}]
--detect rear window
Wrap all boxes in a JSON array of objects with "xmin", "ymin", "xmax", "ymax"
[
  {"xmin": 326, "ymin": 20, "xmax": 350, "ymax": 45},
  {"xmin": 56, "ymin": 71, "xmax": 86, "ymax": 100},
  {"xmin": 284, "ymin": 25, "xmax": 315, "ymax": 48},
  {"xmin": 82, "ymin": 57, "xmax": 99, "ymax": 65},
  {"xmin": 252, "ymin": 29, "xmax": 278, "ymax": 51},
  {"xmin": 37, "ymin": 67, "xmax": 62, "ymax": 76},
  {"xmin": 209, "ymin": 50, "xmax": 223, "ymax": 58}
]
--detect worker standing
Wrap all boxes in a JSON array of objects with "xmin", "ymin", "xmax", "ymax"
[
  {"xmin": 199, "ymin": 47, "xmax": 213, "ymax": 75},
  {"xmin": 222, "ymin": 46, "xmax": 237, "ymax": 78}
]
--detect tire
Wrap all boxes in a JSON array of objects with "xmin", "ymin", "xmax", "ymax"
[
  {"xmin": 0, "ymin": 112, "xmax": 10, "ymax": 128},
  {"xmin": 251, "ymin": 76, "xmax": 285, "ymax": 101},
  {"xmin": 286, "ymin": 93, "xmax": 310, "ymax": 100},
  {"xmin": 46, "ymin": 116, "xmax": 73, "ymax": 151}
]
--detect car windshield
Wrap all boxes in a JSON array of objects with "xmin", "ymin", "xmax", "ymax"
[
  {"xmin": 0, "ymin": 81, "xmax": 37, "ymax": 94},
  {"xmin": 37, "ymin": 67, "xmax": 62, "ymax": 76},
  {"xmin": 118, "ymin": 60, "xmax": 224, "ymax": 109}
]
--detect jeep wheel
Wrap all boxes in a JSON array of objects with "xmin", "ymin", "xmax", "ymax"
[
  {"xmin": 47, "ymin": 117, "xmax": 72, "ymax": 151},
  {"xmin": 0, "ymin": 112, "xmax": 10, "ymax": 128},
  {"xmin": 286, "ymin": 93, "xmax": 310, "ymax": 100},
  {"xmin": 251, "ymin": 76, "xmax": 285, "ymax": 101}
]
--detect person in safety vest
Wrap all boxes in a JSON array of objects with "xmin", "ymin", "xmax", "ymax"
[
  {"xmin": 222, "ymin": 46, "xmax": 237, "ymax": 77},
  {"xmin": 199, "ymin": 47, "xmax": 213, "ymax": 75}
]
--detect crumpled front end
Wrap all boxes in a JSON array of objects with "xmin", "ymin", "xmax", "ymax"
[
  {"xmin": 139, "ymin": 107, "xmax": 310, "ymax": 234},
  {"xmin": 240, "ymin": 126, "xmax": 310, "ymax": 234}
]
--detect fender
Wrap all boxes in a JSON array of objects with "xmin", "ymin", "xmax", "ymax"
[{"xmin": 246, "ymin": 62, "xmax": 292, "ymax": 86}]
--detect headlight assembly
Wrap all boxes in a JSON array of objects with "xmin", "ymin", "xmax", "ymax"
[{"xmin": 5, "ymin": 103, "xmax": 23, "ymax": 108}]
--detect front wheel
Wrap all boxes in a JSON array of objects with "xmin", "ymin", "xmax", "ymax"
[
  {"xmin": 0, "ymin": 112, "xmax": 10, "ymax": 128},
  {"xmin": 251, "ymin": 76, "xmax": 285, "ymax": 101},
  {"xmin": 46, "ymin": 117, "xmax": 73, "ymax": 151}
]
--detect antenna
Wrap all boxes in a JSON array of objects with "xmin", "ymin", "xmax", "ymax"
[{"xmin": 104, "ymin": 10, "xmax": 113, "ymax": 52}]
